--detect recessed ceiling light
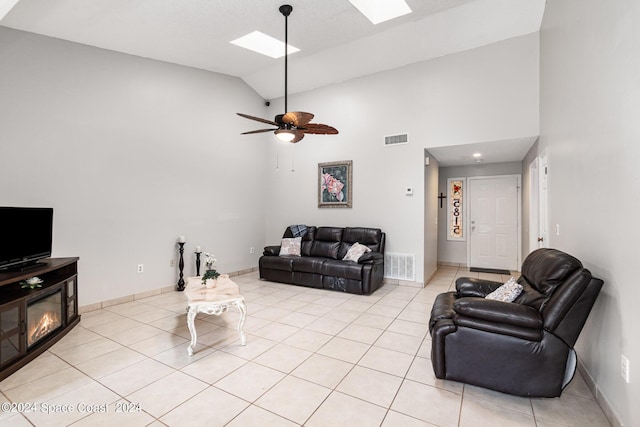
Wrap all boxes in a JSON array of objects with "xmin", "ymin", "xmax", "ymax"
[
  {"xmin": 349, "ymin": 0, "xmax": 412, "ymax": 25},
  {"xmin": 230, "ymin": 31, "xmax": 300, "ymax": 59},
  {"xmin": 472, "ymin": 152, "xmax": 482, "ymax": 158}
]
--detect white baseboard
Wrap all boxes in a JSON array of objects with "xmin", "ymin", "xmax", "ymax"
[
  {"xmin": 79, "ymin": 267, "xmax": 259, "ymax": 314},
  {"xmin": 577, "ymin": 359, "xmax": 622, "ymax": 427}
]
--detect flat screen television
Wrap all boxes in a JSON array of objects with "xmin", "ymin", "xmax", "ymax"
[{"xmin": 0, "ymin": 207, "xmax": 53, "ymax": 271}]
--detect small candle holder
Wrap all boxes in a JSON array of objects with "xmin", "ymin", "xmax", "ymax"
[
  {"xmin": 177, "ymin": 242, "xmax": 185, "ymax": 291},
  {"xmin": 195, "ymin": 250, "xmax": 202, "ymax": 276}
]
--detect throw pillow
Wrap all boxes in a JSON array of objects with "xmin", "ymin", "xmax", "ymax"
[
  {"xmin": 279, "ymin": 237, "xmax": 302, "ymax": 256},
  {"xmin": 485, "ymin": 277, "xmax": 523, "ymax": 302},
  {"xmin": 342, "ymin": 242, "xmax": 372, "ymax": 262}
]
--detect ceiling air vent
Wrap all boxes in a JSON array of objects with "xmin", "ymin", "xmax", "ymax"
[{"xmin": 384, "ymin": 133, "xmax": 408, "ymax": 146}]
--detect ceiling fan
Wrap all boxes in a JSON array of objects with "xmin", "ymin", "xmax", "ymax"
[{"xmin": 237, "ymin": 4, "xmax": 338, "ymax": 143}]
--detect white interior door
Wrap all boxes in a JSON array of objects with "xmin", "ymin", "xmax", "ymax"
[{"xmin": 469, "ymin": 176, "xmax": 520, "ymax": 270}]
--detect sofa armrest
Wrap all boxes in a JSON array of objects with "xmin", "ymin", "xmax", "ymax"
[
  {"xmin": 454, "ymin": 297, "xmax": 543, "ymax": 329},
  {"xmin": 358, "ymin": 251, "xmax": 384, "ymax": 264},
  {"xmin": 263, "ymin": 245, "xmax": 281, "ymax": 256},
  {"xmin": 456, "ymin": 277, "xmax": 503, "ymax": 297}
]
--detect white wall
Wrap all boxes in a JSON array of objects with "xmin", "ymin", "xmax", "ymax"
[
  {"xmin": 264, "ymin": 33, "xmax": 539, "ymax": 283},
  {"xmin": 0, "ymin": 28, "xmax": 268, "ymax": 306},
  {"xmin": 540, "ymin": 0, "xmax": 639, "ymax": 424},
  {"xmin": 520, "ymin": 138, "xmax": 539, "ymax": 257},
  {"xmin": 424, "ymin": 151, "xmax": 439, "ymax": 282},
  {"xmin": 437, "ymin": 162, "xmax": 523, "ymax": 265}
]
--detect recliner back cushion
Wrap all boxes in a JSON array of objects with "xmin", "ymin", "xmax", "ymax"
[
  {"xmin": 520, "ymin": 248, "xmax": 583, "ymax": 296},
  {"xmin": 310, "ymin": 227, "xmax": 343, "ymax": 259},
  {"xmin": 514, "ymin": 279, "xmax": 547, "ymax": 310},
  {"xmin": 301, "ymin": 227, "xmax": 316, "ymax": 256},
  {"xmin": 541, "ymin": 268, "xmax": 591, "ymax": 331},
  {"xmin": 339, "ymin": 227, "xmax": 383, "ymax": 258}
]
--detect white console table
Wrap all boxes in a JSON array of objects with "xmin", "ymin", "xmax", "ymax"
[{"xmin": 183, "ymin": 276, "xmax": 247, "ymax": 355}]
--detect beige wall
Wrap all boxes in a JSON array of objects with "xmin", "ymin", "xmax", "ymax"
[
  {"xmin": 264, "ymin": 33, "xmax": 540, "ymax": 283},
  {"xmin": 0, "ymin": 27, "xmax": 268, "ymax": 306},
  {"xmin": 540, "ymin": 0, "xmax": 640, "ymax": 424}
]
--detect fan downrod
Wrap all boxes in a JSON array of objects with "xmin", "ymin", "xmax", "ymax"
[{"xmin": 279, "ymin": 4, "xmax": 292, "ymax": 17}]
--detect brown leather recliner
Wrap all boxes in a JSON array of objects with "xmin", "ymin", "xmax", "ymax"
[{"xmin": 429, "ymin": 248, "xmax": 603, "ymax": 397}]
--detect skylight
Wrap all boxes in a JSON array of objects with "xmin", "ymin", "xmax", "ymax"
[
  {"xmin": 0, "ymin": 0, "xmax": 20, "ymax": 21},
  {"xmin": 349, "ymin": 0, "xmax": 412, "ymax": 25},
  {"xmin": 230, "ymin": 31, "xmax": 300, "ymax": 59}
]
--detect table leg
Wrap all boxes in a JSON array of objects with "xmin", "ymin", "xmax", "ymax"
[
  {"xmin": 236, "ymin": 300, "xmax": 247, "ymax": 346},
  {"xmin": 186, "ymin": 306, "xmax": 197, "ymax": 356}
]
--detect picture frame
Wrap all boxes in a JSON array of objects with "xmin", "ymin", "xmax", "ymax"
[{"xmin": 318, "ymin": 160, "xmax": 352, "ymax": 208}]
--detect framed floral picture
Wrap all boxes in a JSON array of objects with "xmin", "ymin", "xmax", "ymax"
[{"xmin": 318, "ymin": 160, "xmax": 352, "ymax": 208}]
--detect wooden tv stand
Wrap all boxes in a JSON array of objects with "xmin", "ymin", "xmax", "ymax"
[{"xmin": 0, "ymin": 257, "xmax": 80, "ymax": 381}]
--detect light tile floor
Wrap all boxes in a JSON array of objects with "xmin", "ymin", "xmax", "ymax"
[{"xmin": 0, "ymin": 267, "xmax": 611, "ymax": 426}]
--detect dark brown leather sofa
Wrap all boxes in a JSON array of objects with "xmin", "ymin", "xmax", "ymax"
[
  {"xmin": 429, "ymin": 248, "xmax": 603, "ymax": 397},
  {"xmin": 259, "ymin": 226, "xmax": 385, "ymax": 295}
]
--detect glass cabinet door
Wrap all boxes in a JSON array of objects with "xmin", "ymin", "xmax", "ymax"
[
  {"xmin": 0, "ymin": 301, "xmax": 24, "ymax": 366},
  {"xmin": 67, "ymin": 277, "xmax": 77, "ymax": 322}
]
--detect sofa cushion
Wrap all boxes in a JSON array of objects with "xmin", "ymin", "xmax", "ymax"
[
  {"xmin": 343, "ymin": 227, "xmax": 383, "ymax": 249},
  {"xmin": 309, "ymin": 227, "xmax": 343, "ymax": 259},
  {"xmin": 301, "ymin": 226, "xmax": 316, "ymax": 256},
  {"xmin": 260, "ymin": 256, "xmax": 295, "ymax": 272},
  {"xmin": 293, "ymin": 257, "xmax": 327, "ymax": 274},
  {"xmin": 322, "ymin": 259, "xmax": 363, "ymax": 281},
  {"xmin": 310, "ymin": 241, "xmax": 340, "ymax": 259},
  {"xmin": 315, "ymin": 226, "xmax": 344, "ymax": 241}
]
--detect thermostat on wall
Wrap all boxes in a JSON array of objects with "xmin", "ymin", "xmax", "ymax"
[{"xmin": 405, "ymin": 187, "xmax": 413, "ymax": 195}]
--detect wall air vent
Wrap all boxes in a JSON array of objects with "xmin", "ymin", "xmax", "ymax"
[
  {"xmin": 384, "ymin": 133, "xmax": 408, "ymax": 146},
  {"xmin": 384, "ymin": 252, "xmax": 415, "ymax": 281}
]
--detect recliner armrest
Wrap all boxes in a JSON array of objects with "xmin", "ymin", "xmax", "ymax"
[
  {"xmin": 456, "ymin": 277, "xmax": 503, "ymax": 297},
  {"xmin": 358, "ymin": 252, "xmax": 384, "ymax": 264},
  {"xmin": 454, "ymin": 298, "xmax": 543, "ymax": 329},
  {"xmin": 263, "ymin": 246, "xmax": 281, "ymax": 256}
]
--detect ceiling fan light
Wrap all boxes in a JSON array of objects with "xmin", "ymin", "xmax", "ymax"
[{"xmin": 275, "ymin": 129, "xmax": 296, "ymax": 142}]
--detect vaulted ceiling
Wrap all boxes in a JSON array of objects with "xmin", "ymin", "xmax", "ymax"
[{"xmin": 1, "ymin": 0, "xmax": 546, "ymax": 100}]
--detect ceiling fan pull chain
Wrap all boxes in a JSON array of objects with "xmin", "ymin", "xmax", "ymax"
[
  {"xmin": 291, "ymin": 143, "xmax": 295, "ymax": 172},
  {"xmin": 276, "ymin": 142, "xmax": 280, "ymax": 171}
]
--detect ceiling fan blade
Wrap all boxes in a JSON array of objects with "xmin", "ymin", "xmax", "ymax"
[
  {"xmin": 291, "ymin": 130, "xmax": 305, "ymax": 143},
  {"xmin": 237, "ymin": 113, "xmax": 278, "ymax": 126},
  {"xmin": 241, "ymin": 128, "xmax": 277, "ymax": 135},
  {"xmin": 300, "ymin": 123, "xmax": 339, "ymax": 135},
  {"xmin": 282, "ymin": 111, "xmax": 314, "ymax": 127}
]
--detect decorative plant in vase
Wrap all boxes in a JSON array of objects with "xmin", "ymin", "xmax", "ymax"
[
  {"xmin": 20, "ymin": 276, "xmax": 43, "ymax": 290},
  {"xmin": 201, "ymin": 252, "xmax": 220, "ymax": 286}
]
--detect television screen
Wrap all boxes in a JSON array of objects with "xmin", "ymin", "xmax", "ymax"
[{"xmin": 0, "ymin": 207, "xmax": 53, "ymax": 270}]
